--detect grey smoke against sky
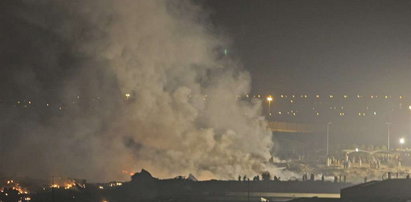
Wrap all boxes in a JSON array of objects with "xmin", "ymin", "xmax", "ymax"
[{"xmin": 0, "ymin": 0, "xmax": 277, "ymax": 181}]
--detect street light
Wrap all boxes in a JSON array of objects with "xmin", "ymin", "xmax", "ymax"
[
  {"xmin": 400, "ymin": 138, "xmax": 405, "ymax": 150},
  {"xmin": 125, "ymin": 93, "xmax": 131, "ymax": 99},
  {"xmin": 266, "ymin": 96, "xmax": 273, "ymax": 116}
]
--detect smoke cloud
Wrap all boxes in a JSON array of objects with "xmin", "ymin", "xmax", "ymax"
[{"xmin": 0, "ymin": 0, "xmax": 279, "ymax": 181}]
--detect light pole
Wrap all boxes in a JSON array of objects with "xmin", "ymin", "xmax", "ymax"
[
  {"xmin": 266, "ymin": 96, "xmax": 273, "ymax": 117},
  {"xmin": 125, "ymin": 93, "xmax": 131, "ymax": 100},
  {"xmin": 400, "ymin": 138, "xmax": 405, "ymax": 150},
  {"xmin": 386, "ymin": 122, "xmax": 391, "ymax": 151},
  {"xmin": 409, "ymin": 105, "xmax": 411, "ymax": 142},
  {"xmin": 326, "ymin": 122, "xmax": 332, "ymax": 156}
]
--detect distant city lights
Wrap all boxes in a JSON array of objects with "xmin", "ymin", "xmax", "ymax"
[{"xmin": 5, "ymin": 93, "xmax": 411, "ymax": 121}]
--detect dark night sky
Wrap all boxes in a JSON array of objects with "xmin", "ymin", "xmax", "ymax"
[
  {"xmin": 205, "ymin": 0, "xmax": 411, "ymax": 95},
  {"xmin": 2, "ymin": 0, "xmax": 411, "ymax": 180}
]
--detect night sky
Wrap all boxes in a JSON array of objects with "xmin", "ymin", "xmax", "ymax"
[
  {"xmin": 2, "ymin": 0, "xmax": 411, "ymax": 181},
  {"xmin": 205, "ymin": 0, "xmax": 411, "ymax": 95}
]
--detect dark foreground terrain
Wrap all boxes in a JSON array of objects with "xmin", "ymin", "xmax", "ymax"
[
  {"xmin": 1, "ymin": 169, "xmax": 351, "ymax": 202},
  {"xmin": 5, "ymin": 170, "xmax": 411, "ymax": 202}
]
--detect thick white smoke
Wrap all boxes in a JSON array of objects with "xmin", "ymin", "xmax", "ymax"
[{"xmin": 0, "ymin": 0, "xmax": 281, "ymax": 181}]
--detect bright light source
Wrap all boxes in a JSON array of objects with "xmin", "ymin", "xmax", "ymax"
[
  {"xmin": 400, "ymin": 138, "xmax": 405, "ymax": 145},
  {"xmin": 51, "ymin": 184, "xmax": 60, "ymax": 189},
  {"xmin": 355, "ymin": 148, "xmax": 359, "ymax": 152},
  {"xmin": 408, "ymin": 105, "xmax": 411, "ymax": 111},
  {"xmin": 266, "ymin": 96, "xmax": 273, "ymax": 102}
]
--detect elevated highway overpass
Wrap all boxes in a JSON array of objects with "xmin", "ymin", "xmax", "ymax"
[{"xmin": 268, "ymin": 121, "xmax": 324, "ymax": 133}]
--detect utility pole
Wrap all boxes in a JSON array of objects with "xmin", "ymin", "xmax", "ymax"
[
  {"xmin": 266, "ymin": 96, "xmax": 273, "ymax": 117},
  {"xmin": 326, "ymin": 122, "xmax": 332, "ymax": 156},
  {"xmin": 386, "ymin": 122, "xmax": 391, "ymax": 151}
]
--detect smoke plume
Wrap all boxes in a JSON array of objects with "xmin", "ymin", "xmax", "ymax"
[{"xmin": 0, "ymin": 0, "xmax": 278, "ymax": 181}]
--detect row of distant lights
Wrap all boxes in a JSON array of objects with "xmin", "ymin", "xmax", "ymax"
[
  {"xmin": 274, "ymin": 103, "xmax": 411, "ymax": 112},
  {"xmin": 274, "ymin": 103, "xmax": 409, "ymax": 116},
  {"xmin": 16, "ymin": 100, "xmax": 64, "ymax": 111},
  {"xmin": 11, "ymin": 93, "xmax": 408, "ymax": 108},
  {"xmin": 14, "ymin": 96, "xmax": 92, "ymax": 110},
  {"xmin": 280, "ymin": 94, "xmax": 402, "ymax": 99},
  {"xmin": 12, "ymin": 93, "xmax": 404, "ymax": 103},
  {"xmin": 252, "ymin": 94, "xmax": 405, "ymax": 99},
  {"xmin": 275, "ymin": 111, "xmax": 378, "ymax": 117},
  {"xmin": 280, "ymin": 94, "xmax": 403, "ymax": 99},
  {"xmin": 15, "ymin": 92, "xmax": 187, "ymax": 108},
  {"xmin": 264, "ymin": 94, "xmax": 411, "ymax": 107},
  {"xmin": 17, "ymin": 100, "xmax": 63, "ymax": 110}
]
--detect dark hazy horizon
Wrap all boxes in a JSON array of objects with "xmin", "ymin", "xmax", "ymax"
[{"xmin": 205, "ymin": 0, "xmax": 411, "ymax": 95}]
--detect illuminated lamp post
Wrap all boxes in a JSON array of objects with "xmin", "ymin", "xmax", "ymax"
[
  {"xmin": 400, "ymin": 138, "xmax": 405, "ymax": 150},
  {"xmin": 125, "ymin": 93, "xmax": 131, "ymax": 100},
  {"xmin": 409, "ymin": 105, "xmax": 411, "ymax": 142},
  {"xmin": 266, "ymin": 96, "xmax": 273, "ymax": 117}
]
